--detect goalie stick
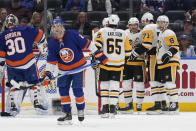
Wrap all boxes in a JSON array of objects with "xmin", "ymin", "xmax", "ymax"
[{"xmin": 9, "ymin": 61, "xmax": 98, "ymax": 90}]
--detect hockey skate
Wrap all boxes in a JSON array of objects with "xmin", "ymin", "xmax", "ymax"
[
  {"xmin": 136, "ymin": 103, "xmax": 142, "ymax": 114},
  {"xmin": 10, "ymin": 102, "xmax": 18, "ymax": 117},
  {"xmin": 57, "ymin": 111, "xmax": 72, "ymax": 125},
  {"xmin": 100, "ymin": 104, "xmax": 109, "ymax": 118},
  {"xmin": 78, "ymin": 110, "xmax": 84, "ymax": 122},
  {"xmin": 34, "ymin": 100, "xmax": 48, "ymax": 115},
  {"xmin": 168, "ymin": 102, "xmax": 179, "ymax": 115},
  {"xmin": 118, "ymin": 102, "xmax": 133, "ymax": 114},
  {"xmin": 109, "ymin": 105, "xmax": 117, "ymax": 118},
  {"xmin": 161, "ymin": 101, "xmax": 168, "ymax": 114},
  {"xmin": 146, "ymin": 101, "xmax": 162, "ymax": 115}
]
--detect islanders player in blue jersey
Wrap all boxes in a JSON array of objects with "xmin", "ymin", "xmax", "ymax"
[
  {"xmin": 0, "ymin": 14, "xmax": 48, "ymax": 116},
  {"xmin": 43, "ymin": 17, "xmax": 107, "ymax": 124}
]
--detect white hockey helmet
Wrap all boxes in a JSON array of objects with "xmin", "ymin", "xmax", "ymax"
[
  {"xmin": 128, "ymin": 17, "xmax": 139, "ymax": 25},
  {"xmin": 157, "ymin": 15, "xmax": 169, "ymax": 24},
  {"xmin": 102, "ymin": 17, "xmax": 109, "ymax": 27},
  {"xmin": 157, "ymin": 15, "xmax": 169, "ymax": 28},
  {"xmin": 5, "ymin": 14, "xmax": 19, "ymax": 28},
  {"xmin": 141, "ymin": 12, "xmax": 154, "ymax": 22},
  {"xmin": 108, "ymin": 14, "xmax": 120, "ymax": 25}
]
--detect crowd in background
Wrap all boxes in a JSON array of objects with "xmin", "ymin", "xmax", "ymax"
[{"xmin": 0, "ymin": 0, "xmax": 196, "ymax": 57}]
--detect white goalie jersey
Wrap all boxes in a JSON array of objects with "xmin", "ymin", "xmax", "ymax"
[
  {"xmin": 156, "ymin": 29, "xmax": 180, "ymax": 69},
  {"xmin": 95, "ymin": 27, "xmax": 132, "ymax": 71}
]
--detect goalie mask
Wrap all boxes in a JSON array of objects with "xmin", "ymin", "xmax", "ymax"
[
  {"xmin": 5, "ymin": 14, "xmax": 19, "ymax": 29},
  {"xmin": 51, "ymin": 16, "xmax": 65, "ymax": 39}
]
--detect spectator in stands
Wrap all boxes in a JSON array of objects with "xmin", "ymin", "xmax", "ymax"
[
  {"xmin": 29, "ymin": 12, "xmax": 44, "ymax": 30},
  {"xmin": 34, "ymin": 1, "xmax": 53, "ymax": 37},
  {"xmin": 164, "ymin": 0, "xmax": 191, "ymax": 12},
  {"xmin": 183, "ymin": 20, "xmax": 196, "ymax": 44},
  {"xmin": 18, "ymin": 0, "xmax": 34, "ymax": 11},
  {"xmin": 64, "ymin": 0, "xmax": 86, "ymax": 12},
  {"xmin": 179, "ymin": 34, "xmax": 196, "ymax": 57},
  {"xmin": 87, "ymin": 0, "xmax": 112, "ymax": 15},
  {"xmin": 19, "ymin": 17, "xmax": 28, "ymax": 26},
  {"xmin": 72, "ymin": 12, "xmax": 92, "ymax": 38},
  {"xmin": 0, "ymin": 8, "xmax": 7, "ymax": 24},
  {"xmin": 141, "ymin": 0, "xmax": 165, "ymax": 13},
  {"xmin": 7, "ymin": 0, "xmax": 32, "ymax": 23},
  {"xmin": 184, "ymin": 8, "xmax": 196, "ymax": 26}
]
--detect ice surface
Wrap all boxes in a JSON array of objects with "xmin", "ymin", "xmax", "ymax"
[{"xmin": 0, "ymin": 112, "xmax": 196, "ymax": 131}]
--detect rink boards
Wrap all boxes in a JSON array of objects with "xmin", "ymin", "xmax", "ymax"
[{"xmin": 1, "ymin": 57, "xmax": 196, "ymax": 112}]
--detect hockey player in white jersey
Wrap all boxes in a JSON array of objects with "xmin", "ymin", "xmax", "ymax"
[
  {"xmin": 94, "ymin": 14, "xmax": 132, "ymax": 118},
  {"xmin": 129, "ymin": 12, "xmax": 167, "ymax": 114},
  {"xmin": 118, "ymin": 17, "xmax": 145, "ymax": 113},
  {"xmin": 156, "ymin": 15, "xmax": 180, "ymax": 114}
]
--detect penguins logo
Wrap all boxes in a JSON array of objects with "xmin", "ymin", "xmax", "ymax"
[{"xmin": 59, "ymin": 48, "xmax": 74, "ymax": 63}]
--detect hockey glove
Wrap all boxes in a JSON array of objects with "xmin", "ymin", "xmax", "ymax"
[
  {"xmin": 91, "ymin": 54, "xmax": 98, "ymax": 70},
  {"xmin": 128, "ymin": 50, "xmax": 139, "ymax": 61},
  {"xmin": 93, "ymin": 50, "xmax": 108, "ymax": 65},
  {"xmin": 42, "ymin": 71, "xmax": 53, "ymax": 86},
  {"xmin": 161, "ymin": 51, "xmax": 172, "ymax": 64}
]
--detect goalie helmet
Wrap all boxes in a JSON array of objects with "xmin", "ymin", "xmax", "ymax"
[
  {"xmin": 128, "ymin": 17, "xmax": 139, "ymax": 25},
  {"xmin": 102, "ymin": 17, "xmax": 109, "ymax": 27},
  {"xmin": 141, "ymin": 12, "xmax": 154, "ymax": 22},
  {"xmin": 5, "ymin": 14, "xmax": 19, "ymax": 28},
  {"xmin": 108, "ymin": 14, "xmax": 120, "ymax": 25}
]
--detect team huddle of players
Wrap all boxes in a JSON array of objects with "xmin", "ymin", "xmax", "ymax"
[
  {"xmin": 0, "ymin": 12, "xmax": 180, "ymax": 124},
  {"xmin": 94, "ymin": 12, "xmax": 180, "ymax": 118}
]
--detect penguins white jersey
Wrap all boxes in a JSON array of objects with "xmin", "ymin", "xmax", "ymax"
[
  {"xmin": 141, "ymin": 24, "xmax": 160, "ymax": 51},
  {"xmin": 125, "ymin": 29, "xmax": 145, "ymax": 65},
  {"xmin": 95, "ymin": 27, "xmax": 132, "ymax": 71},
  {"xmin": 156, "ymin": 29, "xmax": 180, "ymax": 69}
]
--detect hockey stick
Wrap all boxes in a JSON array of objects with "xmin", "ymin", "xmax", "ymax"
[
  {"xmin": 9, "ymin": 62, "xmax": 98, "ymax": 90},
  {"xmin": 91, "ymin": 55, "xmax": 100, "ymax": 97}
]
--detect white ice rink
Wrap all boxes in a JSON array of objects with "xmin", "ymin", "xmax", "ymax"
[{"xmin": 0, "ymin": 112, "xmax": 196, "ymax": 131}]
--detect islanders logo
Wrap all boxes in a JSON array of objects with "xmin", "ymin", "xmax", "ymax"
[{"xmin": 59, "ymin": 48, "xmax": 74, "ymax": 63}]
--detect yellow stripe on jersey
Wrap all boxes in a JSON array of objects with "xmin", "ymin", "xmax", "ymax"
[
  {"xmin": 126, "ymin": 61, "xmax": 145, "ymax": 66},
  {"xmin": 164, "ymin": 35, "xmax": 179, "ymax": 46},
  {"xmin": 172, "ymin": 65, "xmax": 177, "ymax": 82},
  {"xmin": 158, "ymin": 63, "xmax": 180, "ymax": 70},
  {"xmin": 125, "ymin": 36, "xmax": 132, "ymax": 51},
  {"xmin": 142, "ymin": 30, "xmax": 153, "ymax": 43},
  {"xmin": 99, "ymin": 64, "xmax": 124, "ymax": 71},
  {"xmin": 108, "ymin": 59, "xmax": 125, "ymax": 63},
  {"xmin": 94, "ymin": 32, "xmax": 104, "ymax": 47}
]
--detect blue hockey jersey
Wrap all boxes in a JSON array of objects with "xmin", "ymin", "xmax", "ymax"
[
  {"xmin": 47, "ymin": 30, "xmax": 90, "ymax": 71},
  {"xmin": 0, "ymin": 26, "xmax": 44, "ymax": 69}
]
